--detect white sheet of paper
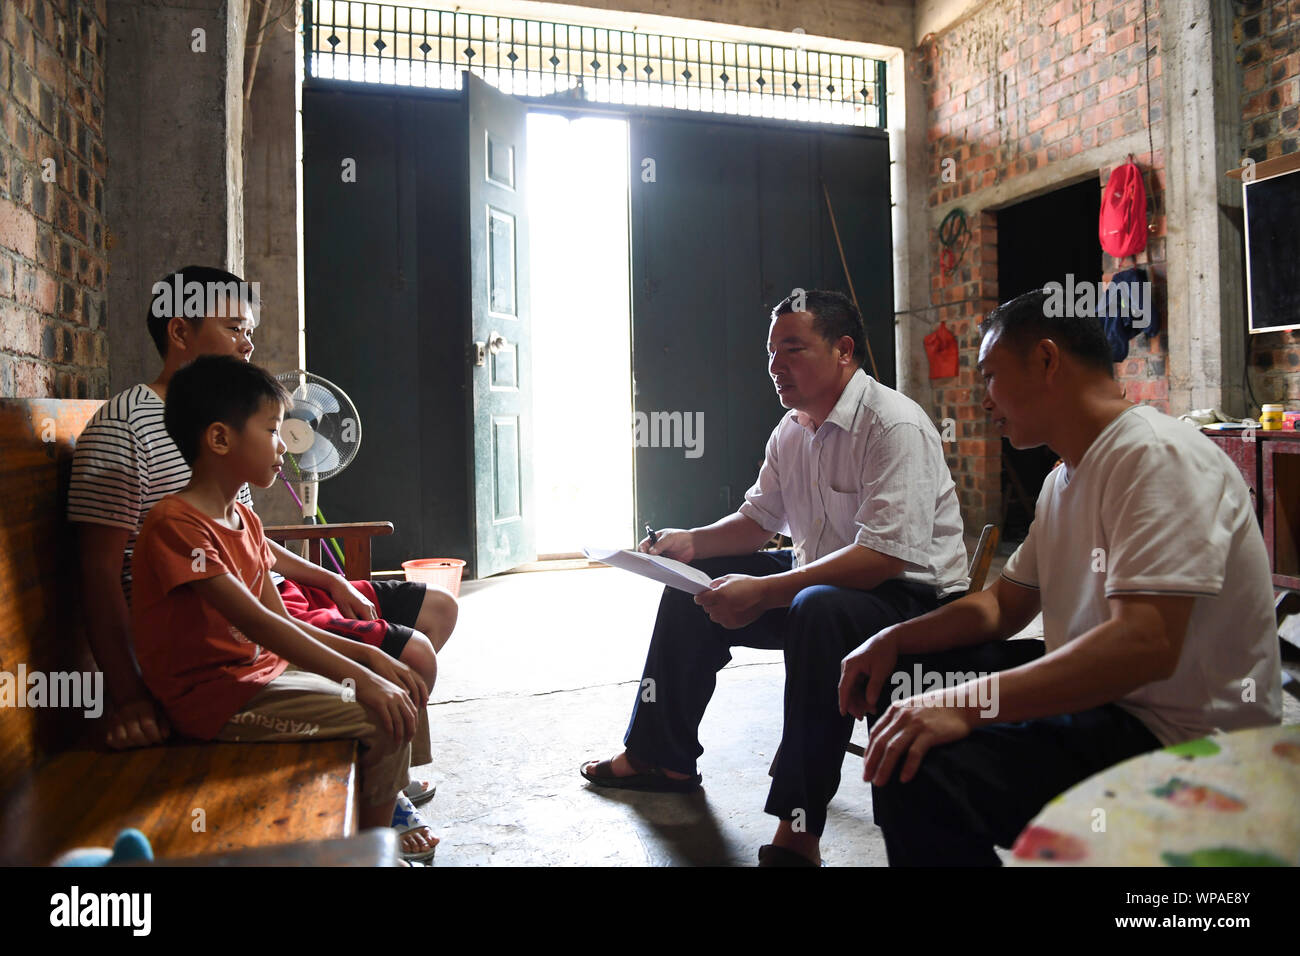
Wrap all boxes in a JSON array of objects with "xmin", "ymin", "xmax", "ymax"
[{"xmin": 583, "ymin": 546, "xmax": 714, "ymax": 595}]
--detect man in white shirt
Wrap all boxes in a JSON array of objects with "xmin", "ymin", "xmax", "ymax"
[
  {"xmin": 582, "ymin": 290, "xmax": 969, "ymax": 866},
  {"xmin": 840, "ymin": 288, "xmax": 1282, "ymax": 865}
]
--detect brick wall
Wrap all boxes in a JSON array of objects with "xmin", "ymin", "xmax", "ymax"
[
  {"xmin": 1239, "ymin": 0, "xmax": 1300, "ymax": 406},
  {"xmin": 920, "ymin": 0, "xmax": 1168, "ymax": 531},
  {"xmin": 0, "ymin": 0, "xmax": 108, "ymax": 399}
]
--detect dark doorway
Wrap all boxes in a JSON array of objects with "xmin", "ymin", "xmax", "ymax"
[{"xmin": 996, "ymin": 178, "xmax": 1102, "ymax": 541}]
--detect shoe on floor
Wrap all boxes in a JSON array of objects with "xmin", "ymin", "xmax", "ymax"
[
  {"xmin": 392, "ymin": 792, "xmax": 438, "ymax": 863},
  {"xmin": 580, "ymin": 753, "xmax": 702, "ymax": 793},
  {"xmin": 403, "ymin": 779, "xmax": 437, "ymax": 807},
  {"xmin": 757, "ymin": 844, "xmax": 824, "ymax": 867}
]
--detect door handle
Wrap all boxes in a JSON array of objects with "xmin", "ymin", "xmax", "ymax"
[{"xmin": 473, "ymin": 333, "xmax": 508, "ymax": 367}]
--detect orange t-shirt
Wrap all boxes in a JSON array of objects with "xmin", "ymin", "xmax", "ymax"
[{"xmin": 131, "ymin": 495, "xmax": 289, "ymax": 739}]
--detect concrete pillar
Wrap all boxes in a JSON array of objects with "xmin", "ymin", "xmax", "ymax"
[
  {"xmin": 892, "ymin": 45, "xmax": 935, "ymax": 410},
  {"xmin": 104, "ymin": 0, "xmax": 246, "ymax": 393},
  {"xmin": 245, "ymin": 2, "xmax": 306, "ymax": 527},
  {"xmin": 244, "ymin": 2, "xmax": 304, "ymax": 377},
  {"xmin": 1159, "ymin": 0, "xmax": 1247, "ymax": 416}
]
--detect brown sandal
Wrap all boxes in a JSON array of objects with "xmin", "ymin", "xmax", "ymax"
[{"xmin": 580, "ymin": 751, "xmax": 702, "ymax": 793}]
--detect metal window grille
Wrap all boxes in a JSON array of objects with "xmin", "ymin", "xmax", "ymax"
[{"xmin": 304, "ymin": 1, "xmax": 886, "ymax": 127}]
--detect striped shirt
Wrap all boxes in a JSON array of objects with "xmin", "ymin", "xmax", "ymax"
[{"xmin": 68, "ymin": 384, "xmax": 255, "ymax": 599}]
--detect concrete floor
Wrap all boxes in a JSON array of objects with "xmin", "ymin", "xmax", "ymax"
[{"xmin": 415, "ymin": 554, "xmax": 1300, "ymax": 866}]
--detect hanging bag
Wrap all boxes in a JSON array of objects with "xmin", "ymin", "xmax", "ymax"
[
  {"xmin": 924, "ymin": 320, "xmax": 959, "ymax": 379},
  {"xmin": 1099, "ymin": 160, "xmax": 1148, "ymax": 258}
]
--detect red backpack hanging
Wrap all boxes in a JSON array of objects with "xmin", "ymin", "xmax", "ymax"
[{"xmin": 1099, "ymin": 159, "xmax": 1148, "ymax": 258}]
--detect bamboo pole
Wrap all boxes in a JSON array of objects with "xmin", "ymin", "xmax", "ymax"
[{"xmin": 821, "ymin": 180, "xmax": 881, "ymax": 381}]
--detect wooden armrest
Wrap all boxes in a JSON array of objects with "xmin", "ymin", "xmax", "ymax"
[
  {"xmin": 264, "ymin": 522, "xmax": 394, "ymax": 580},
  {"xmin": 264, "ymin": 522, "xmax": 394, "ymax": 541}
]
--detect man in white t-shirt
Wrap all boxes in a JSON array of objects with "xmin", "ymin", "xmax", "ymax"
[{"xmin": 840, "ymin": 288, "xmax": 1282, "ymax": 865}]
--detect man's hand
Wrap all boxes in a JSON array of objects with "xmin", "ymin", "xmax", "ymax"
[
  {"xmin": 326, "ymin": 575, "xmax": 378, "ymax": 621},
  {"xmin": 862, "ymin": 692, "xmax": 977, "ymax": 786},
  {"xmin": 694, "ymin": 574, "xmax": 770, "ymax": 629},
  {"xmin": 104, "ymin": 697, "xmax": 171, "ymax": 750},
  {"xmin": 358, "ymin": 646, "xmax": 429, "ymax": 707},
  {"xmin": 839, "ymin": 629, "xmax": 900, "ymax": 719},
  {"xmin": 355, "ymin": 671, "xmax": 419, "ymax": 744},
  {"xmin": 639, "ymin": 527, "xmax": 695, "ymax": 562}
]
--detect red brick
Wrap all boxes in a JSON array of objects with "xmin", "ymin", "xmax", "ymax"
[
  {"xmin": 73, "ymin": 327, "xmax": 91, "ymax": 366},
  {"xmin": 1045, "ymin": 118, "xmax": 1072, "ymax": 142},
  {"xmin": 34, "ymin": 270, "xmax": 56, "ymax": 313},
  {"xmin": 0, "ymin": 198, "xmax": 38, "ymax": 260},
  {"xmin": 11, "ymin": 355, "xmax": 54, "ymax": 397},
  {"xmin": 35, "ymin": 42, "xmax": 64, "ymax": 96},
  {"xmin": 1, "ymin": 304, "xmax": 41, "ymax": 356},
  {"xmin": 1110, "ymin": 23, "xmax": 1137, "ymax": 50}
]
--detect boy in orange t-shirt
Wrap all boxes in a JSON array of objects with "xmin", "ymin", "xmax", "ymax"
[{"xmin": 131, "ymin": 355, "xmax": 437, "ymax": 861}]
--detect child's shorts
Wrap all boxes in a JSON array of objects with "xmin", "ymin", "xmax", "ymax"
[
  {"xmin": 216, "ymin": 664, "xmax": 415, "ymax": 807},
  {"xmin": 278, "ymin": 579, "xmax": 428, "ymax": 657}
]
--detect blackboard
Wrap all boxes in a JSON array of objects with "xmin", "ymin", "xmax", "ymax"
[{"xmin": 1244, "ymin": 166, "xmax": 1300, "ymax": 334}]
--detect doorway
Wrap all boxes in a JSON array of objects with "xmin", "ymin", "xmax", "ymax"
[
  {"xmin": 996, "ymin": 178, "xmax": 1103, "ymax": 541},
  {"xmin": 526, "ymin": 111, "xmax": 634, "ymax": 554}
]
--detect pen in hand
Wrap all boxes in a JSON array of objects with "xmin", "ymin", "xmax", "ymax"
[{"xmin": 645, "ymin": 524, "xmax": 658, "ymax": 549}]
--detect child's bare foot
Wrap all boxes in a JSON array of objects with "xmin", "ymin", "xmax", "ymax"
[{"xmin": 400, "ymin": 826, "xmax": 439, "ymax": 856}]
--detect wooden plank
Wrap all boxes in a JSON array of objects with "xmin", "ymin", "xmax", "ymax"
[
  {"xmin": 264, "ymin": 522, "xmax": 394, "ymax": 538},
  {"xmin": 1225, "ymin": 151, "xmax": 1300, "ymax": 181},
  {"xmin": 0, "ymin": 400, "xmax": 103, "ymax": 792},
  {"xmin": 342, "ymin": 535, "xmax": 371, "ymax": 580},
  {"xmin": 0, "ymin": 739, "xmax": 357, "ymax": 865}
]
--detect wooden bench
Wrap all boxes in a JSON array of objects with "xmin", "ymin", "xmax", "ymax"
[{"xmin": 0, "ymin": 399, "xmax": 389, "ymax": 865}]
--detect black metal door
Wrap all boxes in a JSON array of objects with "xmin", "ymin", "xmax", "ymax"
[{"xmin": 629, "ymin": 114, "xmax": 893, "ymax": 532}]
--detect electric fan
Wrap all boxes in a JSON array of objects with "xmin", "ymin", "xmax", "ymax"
[{"xmin": 273, "ymin": 370, "xmax": 362, "ymax": 523}]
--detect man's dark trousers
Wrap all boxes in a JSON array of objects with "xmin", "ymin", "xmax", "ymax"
[
  {"xmin": 622, "ymin": 550, "xmax": 944, "ymax": 836},
  {"xmin": 866, "ymin": 640, "xmax": 1162, "ymax": 865}
]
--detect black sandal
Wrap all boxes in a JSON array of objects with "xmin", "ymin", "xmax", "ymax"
[
  {"xmin": 757, "ymin": 844, "xmax": 824, "ymax": 867},
  {"xmin": 580, "ymin": 751, "xmax": 702, "ymax": 793}
]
